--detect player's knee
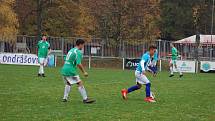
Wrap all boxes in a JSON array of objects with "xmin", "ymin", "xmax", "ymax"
[
  {"xmin": 137, "ymin": 83, "xmax": 142, "ymax": 88},
  {"xmin": 146, "ymin": 83, "xmax": 151, "ymax": 87},
  {"xmin": 77, "ymin": 81, "xmax": 83, "ymax": 86},
  {"xmin": 66, "ymin": 81, "xmax": 71, "ymax": 86},
  {"xmin": 78, "ymin": 84, "xmax": 84, "ymax": 89}
]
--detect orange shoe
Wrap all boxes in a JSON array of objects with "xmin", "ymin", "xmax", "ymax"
[
  {"xmin": 121, "ymin": 89, "xmax": 128, "ymax": 100},
  {"xmin": 144, "ymin": 97, "xmax": 156, "ymax": 103}
]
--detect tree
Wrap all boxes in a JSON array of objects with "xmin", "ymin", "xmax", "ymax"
[
  {"xmin": 0, "ymin": 0, "xmax": 19, "ymax": 42},
  {"xmin": 15, "ymin": 0, "xmax": 37, "ymax": 35},
  {"xmin": 74, "ymin": 5, "xmax": 96, "ymax": 40},
  {"xmin": 15, "ymin": 0, "xmax": 95, "ymax": 38},
  {"xmin": 82, "ymin": 0, "xmax": 160, "ymax": 44},
  {"xmin": 160, "ymin": 0, "xmax": 215, "ymax": 40}
]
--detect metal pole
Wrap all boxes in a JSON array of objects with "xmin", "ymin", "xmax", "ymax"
[
  {"xmin": 122, "ymin": 58, "xmax": 125, "ymax": 70},
  {"xmin": 101, "ymin": 39, "xmax": 104, "ymax": 57},
  {"xmin": 210, "ymin": 0, "xmax": 215, "ymax": 61},
  {"xmin": 163, "ymin": 41, "xmax": 166, "ymax": 59},
  {"xmin": 196, "ymin": 34, "xmax": 200, "ymax": 73},
  {"xmin": 158, "ymin": 39, "xmax": 161, "ymax": 59},
  {"xmin": 89, "ymin": 56, "xmax": 91, "ymax": 69}
]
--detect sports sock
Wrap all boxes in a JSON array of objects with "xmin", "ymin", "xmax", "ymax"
[
  {"xmin": 176, "ymin": 68, "xmax": 182, "ymax": 75},
  {"xmin": 63, "ymin": 85, "xmax": 71, "ymax": 100},
  {"xmin": 39, "ymin": 65, "xmax": 42, "ymax": 74},
  {"xmin": 41, "ymin": 65, "xmax": 44, "ymax": 74},
  {"xmin": 170, "ymin": 67, "xmax": 173, "ymax": 75},
  {"xmin": 78, "ymin": 86, "xmax": 88, "ymax": 100},
  {"xmin": 145, "ymin": 83, "xmax": 151, "ymax": 97},
  {"xmin": 127, "ymin": 85, "xmax": 140, "ymax": 93}
]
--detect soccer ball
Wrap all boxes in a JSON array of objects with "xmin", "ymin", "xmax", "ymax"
[{"xmin": 150, "ymin": 91, "xmax": 155, "ymax": 99}]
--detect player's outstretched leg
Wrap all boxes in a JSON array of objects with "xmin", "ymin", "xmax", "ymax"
[
  {"xmin": 169, "ymin": 64, "xmax": 174, "ymax": 77},
  {"xmin": 177, "ymin": 67, "xmax": 183, "ymax": 78},
  {"xmin": 38, "ymin": 64, "xmax": 45, "ymax": 77},
  {"xmin": 62, "ymin": 83, "xmax": 71, "ymax": 102},
  {"xmin": 77, "ymin": 81, "xmax": 95, "ymax": 104},
  {"xmin": 177, "ymin": 68, "xmax": 183, "ymax": 78},
  {"xmin": 121, "ymin": 83, "xmax": 142, "ymax": 100},
  {"xmin": 174, "ymin": 64, "xmax": 183, "ymax": 78},
  {"xmin": 38, "ymin": 64, "xmax": 42, "ymax": 77},
  {"xmin": 41, "ymin": 64, "xmax": 45, "ymax": 77},
  {"xmin": 38, "ymin": 59, "xmax": 45, "ymax": 77},
  {"xmin": 144, "ymin": 83, "xmax": 156, "ymax": 103}
]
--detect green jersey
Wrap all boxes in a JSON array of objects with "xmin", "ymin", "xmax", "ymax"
[
  {"xmin": 61, "ymin": 47, "xmax": 83, "ymax": 76},
  {"xmin": 37, "ymin": 40, "xmax": 50, "ymax": 58},
  {"xmin": 171, "ymin": 47, "xmax": 178, "ymax": 60}
]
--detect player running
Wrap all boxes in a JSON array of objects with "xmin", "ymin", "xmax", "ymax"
[
  {"xmin": 37, "ymin": 35, "xmax": 51, "ymax": 77},
  {"xmin": 121, "ymin": 45, "xmax": 157, "ymax": 103},
  {"xmin": 169, "ymin": 43, "xmax": 183, "ymax": 78},
  {"xmin": 61, "ymin": 39, "xmax": 95, "ymax": 104}
]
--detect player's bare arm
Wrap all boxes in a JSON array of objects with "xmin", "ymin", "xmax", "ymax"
[
  {"xmin": 48, "ymin": 48, "xmax": 52, "ymax": 55},
  {"xmin": 77, "ymin": 64, "xmax": 88, "ymax": 77}
]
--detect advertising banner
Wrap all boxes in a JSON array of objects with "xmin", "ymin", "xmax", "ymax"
[
  {"xmin": 173, "ymin": 60, "xmax": 196, "ymax": 73},
  {"xmin": 124, "ymin": 59, "xmax": 140, "ymax": 70},
  {"xmin": 0, "ymin": 53, "xmax": 55, "ymax": 67},
  {"xmin": 47, "ymin": 54, "xmax": 56, "ymax": 67},
  {"xmin": 200, "ymin": 61, "xmax": 215, "ymax": 72}
]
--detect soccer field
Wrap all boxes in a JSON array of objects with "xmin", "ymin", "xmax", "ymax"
[{"xmin": 0, "ymin": 64, "xmax": 215, "ymax": 121}]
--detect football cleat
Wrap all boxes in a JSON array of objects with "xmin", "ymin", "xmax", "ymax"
[
  {"xmin": 121, "ymin": 89, "xmax": 128, "ymax": 100},
  {"xmin": 41, "ymin": 74, "xmax": 46, "ymax": 77},
  {"xmin": 38, "ymin": 74, "xmax": 41, "ymax": 77},
  {"xmin": 62, "ymin": 99, "xmax": 68, "ymax": 102},
  {"xmin": 179, "ymin": 74, "xmax": 183, "ymax": 78},
  {"xmin": 169, "ymin": 74, "xmax": 174, "ymax": 77},
  {"xmin": 83, "ymin": 98, "xmax": 96, "ymax": 104},
  {"xmin": 144, "ymin": 97, "xmax": 156, "ymax": 103}
]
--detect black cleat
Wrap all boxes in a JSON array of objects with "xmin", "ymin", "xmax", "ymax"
[
  {"xmin": 169, "ymin": 74, "xmax": 174, "ymax": 77},
  {"xmin": 62, "ymin": 99, "xmax": 68, "ymax": 102},
  {"xmin": 179, "ymin": 74, "xmax": 183, "ymax": 78},
  {"xmin": 83, "ymin": 98, "xmax": 96, "ymax": 104},
  {"xmin": 38, "ymin": 74, "xmax": 41, "ymax": 77},
  {"xmin": 41, "ymin": 74, "xmax": 46, "ymax": 77}
]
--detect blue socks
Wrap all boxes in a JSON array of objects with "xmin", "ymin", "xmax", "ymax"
[
  {"xmin": 127, "ymin": 83, "xmax": 151, "ymax": 97},
  {"xmin": 128, "ymin": 85, "xmax": 140, "ymax": 93},
  {"xmin": 145, "ymin": 83, "xmax": 151, "ymax": 97}
]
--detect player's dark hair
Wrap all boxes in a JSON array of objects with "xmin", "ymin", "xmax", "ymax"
[
  {"xmin": 76, "ymin": 39, "xmax": 85, "ymax": 46},
  {"xmin": 149, "ymin": 45, "xmax": 157, "ymax": 50}
]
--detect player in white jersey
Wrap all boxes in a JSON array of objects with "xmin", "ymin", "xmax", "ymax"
[{"xmin": 121, "ymin": 45, "xmax": 157, "ymax": 103}]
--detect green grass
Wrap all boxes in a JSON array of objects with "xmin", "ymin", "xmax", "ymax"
[{"xmin": 0, "ymin": 64, "xmax": 215, "ymax": 121}]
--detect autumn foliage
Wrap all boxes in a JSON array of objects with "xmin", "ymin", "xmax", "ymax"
[
  {"xmin": 2, "ymin": 0, "xmax": 213, "ymax": 43},
  {"xmin": 0, "ymin": 0, "xmax": 19, "ymax": 42}
]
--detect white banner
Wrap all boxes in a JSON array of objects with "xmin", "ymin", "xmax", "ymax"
[
  {"xmin": 0, "ymin": 53, "xmax": 39, "ymax": 66},
  {"xmin": 91, "ymin": 47, "xmax": 97, "ymax": 54},
  {"xmin": 173, "ymin": 60, "xmax": 196, "ymax": 73},
  {"xmin": 200, "ymin": 61, "xmax": 215, "ymax": 72}
]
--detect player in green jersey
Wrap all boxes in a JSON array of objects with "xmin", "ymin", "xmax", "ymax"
[
  {"xmin": 169, "ymin": 43, "xmax": 183, "ymax": 78},
  {"xmin": 61, "ymin": 39, "xmax": 95, "ymax": 104},
  {"xmin": 37, "ymin": 35, "xmax": 51, "ymax": 77}
]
